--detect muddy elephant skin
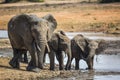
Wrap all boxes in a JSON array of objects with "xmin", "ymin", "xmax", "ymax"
[
  {"xmin": 44, "ymin": 31, "xmax": 71, "ymax": 70},
  {"xmin": 70, "ymin": 34, "xmax": 99, "ymax": 70},
  {"xmin": 8, "ymin": 14, "xmax": 57, "ymax": 72}
]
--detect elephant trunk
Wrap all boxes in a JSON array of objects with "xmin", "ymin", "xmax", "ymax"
[
  {"xmin": 65, "ymin": 44, "xmax": 72, "ymax": 70},
  {"xmin": 35, "ymin": 38, "xmax": 46, "ymax": 69},
  {"xmin": 82, "ymin": 49, "xmax": 95, "ymax": 61},
  {"xmin": 87, "ymin": 49, "xmax": 95, "ymax": 60}
]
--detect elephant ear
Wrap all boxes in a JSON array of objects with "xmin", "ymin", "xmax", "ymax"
[
  {"xmin": 56, "ymin": 31, "xmax": 70, "ymax": 44},
  {"xmin": 87, "ymin": 40, "xmax": 99, "ymax": 49},
  {"xmin": 73, "ymin": 34, "xmax": 87, "ymax": 53},
  {"xmin": 42, "ymin": 14, "xmax": 57, "ymax": 29}
]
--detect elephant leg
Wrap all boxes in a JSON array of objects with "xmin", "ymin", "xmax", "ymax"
[
  {"xmin": 26, "ymin": 43, "xmax": 40, "ymax": 72},
  {"xmin": 23, "ymin": 50, "xmax": 28, "ymax": 63},
  {"xmin": 9, "ymin": 48, "xmax": 20, "ymax": 69},
  {"xmin": 68, "ymin": 57, "xmax": 73, "ymax": 70},
  {"xmin": 75, "ymin": 58, "xmax": 80, "ymax": 70},
  {"xmin": 86, "ymin": 57, "xmax": 94, "ymax": 70},
  {"xmin": 57, "ymin": 51, "xmax": 64, "ymax": 70},
  {"xmin": 65, "ymin": 52, "xmax": 72, "ymax": 70},
  {"xmin": 49, "ymin": 51, "xmax": 55, "ymax": 70},
  {"xmin": 19, "ymin": 50, "xmax": 28, "ymax": 63},
  {"xmin": 43, "ymin": 53, "xmax": 46, "ymax": 64}
]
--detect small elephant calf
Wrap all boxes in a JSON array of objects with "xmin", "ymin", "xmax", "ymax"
[
  {"xmin": 44, "ymin": 30, "xmax": 71, "ymax": 70},
  {"xmin": 70, "ymin": 34, "xmax": 99, "ymax": 70}
]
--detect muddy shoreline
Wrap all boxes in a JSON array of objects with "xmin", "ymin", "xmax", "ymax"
[
  {"xmin": 0, "ymin": 57, "xmax": 120, "ymax": 80},
  {"xmin": 0, "ymin": 37, "xmax": 120, "ymax": 80}
]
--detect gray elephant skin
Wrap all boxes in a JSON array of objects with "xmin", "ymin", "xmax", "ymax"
[
  {"xmin": 70, "ymin": 34, "xmax": 99, "ymax": 70},
  {"xmin": 8, "ymin": 14, "xmax": 57, "ymax": 72},
  {"xmin": 44, "ymin": 31, "xmax": 71, "ymax": 70}
]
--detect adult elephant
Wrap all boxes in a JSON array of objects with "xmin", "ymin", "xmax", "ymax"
[
  {"xmin": 44, "ymin": 31, "xmax": 71, "ymax": 70},
  {"xmin": 8, "ymin": 14, "xmax": 57, "ymax": 72},
  {"xmin": 70, "ymin": 34, "xmax": 99, "ymax": 70}
]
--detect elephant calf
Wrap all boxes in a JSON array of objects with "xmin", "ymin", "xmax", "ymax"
[
  {"xmin": 44, "ymin": 30, "xmax": 71, "ymax": 70},
  {"xmin": 70, "ymin": 34, "xmax": 99, "ymax": 70}
]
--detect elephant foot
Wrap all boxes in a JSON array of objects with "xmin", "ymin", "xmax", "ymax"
[
  {"xmin": 75, "ymin": 67, "xmax": 79, "ymax": 70},
  {"xmin": 59, "ymin": 67, "xmax": 64, "ymax": 70},
  {"xmin": 21, "ymin": 60, "xmax": 28, "ymax": 64},
  {"xmin": 9, "ymin": 60, "xmax": 20, "ymax": 69},
  {"xmin": 38, "ymin": 65, "xmax": 43, "ymax": 69},
  {"xmin": 26, "ymin": 66, "xmax": 40, "ymax": 73},
  {"xmin": 49, "ymin": 67, "xmax": 55, "ymax": 71},
  {"xmin": 65, "ymin": 67, "xmax": 70, "ymax": 70},
  {"xmin": 86, "ymin": 67, "xmax": 93, "ymax": 70}
]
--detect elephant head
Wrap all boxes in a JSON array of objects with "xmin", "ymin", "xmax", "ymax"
[
  {"xmin": 8, "ymin": 14, "xmax": 57, "ymax": 72},
  {"xmin": 29, "ymin": 14, "xmax": 57, "ymax": 52}
]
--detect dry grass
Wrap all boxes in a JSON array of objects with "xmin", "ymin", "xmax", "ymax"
[{"xmin": 0, "ymin": 2, "xmax": 120, "ymax": 33}]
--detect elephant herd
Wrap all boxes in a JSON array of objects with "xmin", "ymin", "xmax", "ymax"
[{"xmin": 8, "ymin": 14, "xmax": 100, "ymax": 72}]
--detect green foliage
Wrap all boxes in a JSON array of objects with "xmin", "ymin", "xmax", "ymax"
[
  {"xmin": 5, "ymin": 0, "xmax": 20, "ymax": 3},
  {"xmin": 4, "ymin": 0, "xmax": 44, "ymax": 3},
  {"xmin": 98, "ymin": 0, "xmax": 120, "ymax": 3},
  {"xmin": 28, "ymin": 0, "xmax": 44, "ymax": 2}
]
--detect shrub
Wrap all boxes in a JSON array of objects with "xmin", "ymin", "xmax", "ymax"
[
  {"xmin": 4, "ymin": 0, "xmax": 44, "ymax": 3},
  {"xmin": 28, "ymin": 0, "xmax": 44, "ymax": 2},
  {"xmin": 5, "ymin": 0, "xmax": 20, "ymax": 3},
  {"xmin": 98, "ymin": 0, "xmax": 120, "ymax": 3}
]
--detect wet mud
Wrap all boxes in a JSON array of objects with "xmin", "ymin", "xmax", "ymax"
[{"xmin": 0, "ymin": 31, "xmax": 120, "ymax": 80}]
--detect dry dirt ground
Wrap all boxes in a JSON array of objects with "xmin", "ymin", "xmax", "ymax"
[{"xmin": 0, "ymin": 1, "xmax": 120, "ymax": 33}]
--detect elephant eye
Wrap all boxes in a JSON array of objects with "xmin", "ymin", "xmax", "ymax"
[{"xmin": 34, "ymin": 22, "xmax": 38, "ymax": 25}]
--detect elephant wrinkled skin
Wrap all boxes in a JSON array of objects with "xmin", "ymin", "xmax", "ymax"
[
  {"xmin": 70, "ymin": 34, "xmax": 99, "ymax": 70},
  {"xmin": 44, "ymin": 31, "xmax": 71, "ymax": 70},
  {"xmin": 8, "ymin": 14, "xmax": 57, "ymax": 72}
]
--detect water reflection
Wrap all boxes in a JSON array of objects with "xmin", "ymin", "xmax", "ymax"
[
  {"xmin": 0, "ymin": 30, "xmax": 8, "ymax": 38},
  {"xmin": 94, "ymin": 75, "xmax": 120, "ymax": 80}
]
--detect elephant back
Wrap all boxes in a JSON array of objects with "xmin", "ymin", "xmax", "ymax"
[{"xmin": 72, "ymin": 34, "xmax": 88, "ymax": 52}]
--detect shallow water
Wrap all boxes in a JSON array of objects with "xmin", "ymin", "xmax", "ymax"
[
  {"xmin": 44, "ymin": 54, "xmax": 120, "ymax": 72},
  {"xmin": 0, "ymin": 30, "xmax": 8, "ymax": 39},
  {"xmin": 1, "ymin": 30, "xmax": 120, "ymax": 40},
  {"xmin": 94, "ymin": 75, "xmax": 120, "ymax": 80},
  {"xmin": 66, "ymin": 32, "xmax": 120, "ymax": 40},
  {"xmin": 0, "ymin": 30, "xmax": 120, "ymax": 79}
]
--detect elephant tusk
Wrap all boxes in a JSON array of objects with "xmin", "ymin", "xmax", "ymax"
[
  {"xmin": 36, "ymin": 44, "xmax": 41, "ymax": 52},
  {"xmin": 46, "ymin": 43, "xmax": 50, "ymax": 53}
]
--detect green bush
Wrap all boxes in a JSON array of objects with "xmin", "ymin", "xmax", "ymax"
[
  {"xmin": 4, "ymin": 0, "xmax": 44, "ymax": 3},
  {"xmin": 98, "ymin": 0, "xmax": 120, "ymax": 3},
  {"xmin": 5, "ymin": 0, "xmax": 20, "ymax": 3},
  {"xmin": 28, "ymin": 0, "xmax": 44, "ymax": 2}
]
